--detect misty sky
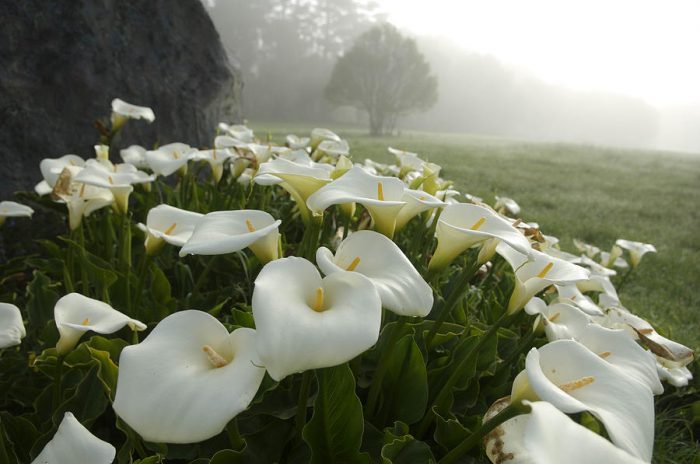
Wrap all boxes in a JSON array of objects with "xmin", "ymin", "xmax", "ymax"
[{"xmin": 380, "ymin": 0, "xmax": 700, "ymax": 107}]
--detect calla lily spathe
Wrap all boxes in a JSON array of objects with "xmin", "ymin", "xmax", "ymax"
[
  {"xmin": 615, "ymin": 239, "xmax": 656, "ymax": 267},
  {"xmin": 524, "ymin": 298, "xmax": 590, "ymax": 341},
  {"xmin": 179, "ymin": 210, "xmax": 281, "ymax": 263},
  {"xmin": 73, "ymin": 162, "xmax": 154, "ymax": 214},
  {"xmin": 253, "ymin": 257, "xmax": 381, "ymax": 381},
  {"xmin": 137, "ymin": 204, "xmax": 203, "ymax": 255},
  {"xmin": 513, "ymin": 340, "xmax": 655, "ymax": 461},
  {"xmin": 286, "ymin": 134, "xmax": 310, "ymax": 149},
  {"xmin": 189, "ymin": 148, "xmax": 235, "ymax": 182},
  {"xmin": 54, "ymin": 293, "xmax": 146, "ymax": 355},
  {"xmin": 599, "ymin": 245, "xmax": 629, "ymax": 269},
  {"xmin": 484, "ymin": 399, "xmax": 645, "ymax": 464},
  {"xmin": 113, "ymin": 310, "xmax": 265, "ymax": 443},
  {"xmin": 51, "ymin": 167, "xmax": 114, "ymax": 230},
  {"xmin": 306, "ymin": 166, "xmax": 444, "ymax": 238},
  {"xmin": 146, "ymin": 143, "xmax": 194, "ymax": 177},
  {"xmin": 120, "ymin": 145, "xmax": 149, "ymax": 169},
  {"xmin": 111, "ymin": 98, "xmax": 155, "ymax": 126},
  {"xmin": 428, "ymin": 202, "xmax": 533, "ymax": 271},
  {"xmin": 0, "ymin": 303, "xmax": 25, "ymax": 348},
  {"xmin": 316, "ymin": 230, "xmax": 433, "ymax": 316},
  {"xmin": 218, "ymin": 123, "xmax": 255, "ymax": 142},
  {"xmin": 497, "ymin": 243, "xmax": 590, "ymax": 313},
  {"xmin": 0, "ymin": 201, "xmax": 34, "ymax": 226},
  {"xmin": 35, "ymin": 154, "xmax": 86, "ymax": 195},
  {"xmin": 32, "ymin": 412, "xmax": 115, "ymax": 464},
  {"xmin": 255, "ymin": 157, "xmax": 333, "ymax": 223},
  {"xmin": 310, "ymin": 127, "xmax": 341, "ymax": 149},
  {"xmin": 573, "ymin": 239, "xmax": 601, "ymax": 258}
]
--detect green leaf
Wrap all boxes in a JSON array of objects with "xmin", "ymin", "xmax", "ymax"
[
  {"xmin": 25, "ymin": 271, "xmax": 60, "ymax": 339},
  {"xmin": 381, "ymin": 422, "xmax": 435, "ymax": 464},
  {"xmin": 375, "ymin": 334, "xmax": 428, "ymax": 425},
  {"xmin": 302, "ymin": 364, "xmax": 370, "ymax": 464}
]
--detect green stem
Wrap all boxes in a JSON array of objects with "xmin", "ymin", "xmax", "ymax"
[
  {"xmin": 193, "ymin": 256, "xmax": 218, "ymax": 294},
  {"xmin": 132, "ymin": 254, "xmax": 150, "ymax": 320},
  {"xmin": 121, "ymin": 214, "xmax": 132, "ymax": 313},
  {"xmin": 364, "ymin": 318, "xmax": 405, "ymax": 419},
  {"xmin": 438, "ymin": 403, "xmax": 527, "ymax": 464},
  {"xmin": 417, "ymin": 310, "xmax": 513, "ymax": 438},
  {"xmin": 53, "ymin": 356, "xmax": 64, "ymax": 411},
  {"xmin": 295, "ymin": 370, "xmax": 313, "ymax": 436},
  {"xmin": 226, "ymin": 418, "xmax": 245, "ymax": 451},
  {"xmin": 78, "ymin": 225, "xmax": 89, "ymax": 295},
  {"xmin": 616, "ymin": 267, "xmax": 634, "ymax": 292},
  {"xmin": 424, "ymin": 257, "xmax": 480, "ymax": 348}
]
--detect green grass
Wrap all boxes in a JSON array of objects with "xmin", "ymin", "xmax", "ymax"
[{"xmin": 253, "ymin": 122, "xmax": 700, "ymax": 351}]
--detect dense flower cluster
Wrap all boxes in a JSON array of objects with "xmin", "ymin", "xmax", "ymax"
[{"xmin": 0, "ymin": 99, "xmax": 694, "ymax": 463}]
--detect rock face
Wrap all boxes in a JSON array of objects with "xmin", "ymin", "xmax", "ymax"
[{"xmin": 0, "ymin": 0, "xmax": 242, "ymax": 197}]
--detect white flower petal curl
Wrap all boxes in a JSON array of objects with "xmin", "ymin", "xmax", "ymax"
[
  {"xmin": 0, "ymin": 303, "xmax": 26, "ymax": 348},
  {"xmin": 253, "ymin": 257, "xmax": 381, "ymax": 381},
  {"xmin": 32, "ymin": 412, "xmax": 115, "ymax": 464},
  {"xmin": 113, "ymin": 310, "xmax": 265, "ymax": 443},
  {"xmin": 316, "ymin": 230, "xmax": 433, "ymax": 316}
]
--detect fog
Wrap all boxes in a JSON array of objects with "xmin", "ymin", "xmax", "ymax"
[{"xmin": 206, "ymin": 0, "xmax": 700, "ymax": 153}]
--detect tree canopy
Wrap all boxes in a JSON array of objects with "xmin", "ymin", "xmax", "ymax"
[{"xmin": 325, "ymin": 23, "xmax": 438, "ymax": 135}]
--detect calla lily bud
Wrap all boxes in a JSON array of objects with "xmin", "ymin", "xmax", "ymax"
[
  {"xmin": 253, "ymin": 257, "xmax": 381, "ymax": 381},
  {"xmin": 32, "ymin": 412, "xmax": 116, "ymax": 464}
]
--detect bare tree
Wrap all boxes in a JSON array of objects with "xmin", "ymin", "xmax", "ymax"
[{"xmin": 325, "ymin": 23, "xmax": 437, "ymax": 135}]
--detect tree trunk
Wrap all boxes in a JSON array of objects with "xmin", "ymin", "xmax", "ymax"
[{"xmin": 368, "ymin": 108, "xmax": 385, "ymax": 136}]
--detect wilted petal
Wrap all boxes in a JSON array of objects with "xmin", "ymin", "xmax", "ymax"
[
  {"xmin": 0, "ymin": 303, "xmax": 25, "ymax": 348},
  {"xmin": 32, "ymin": 412, "xmax": 115, "ymax": 464},
  {"xmin": 179, "ymin": 210, "xmax": 281, "ymax": 263},
  {"xmin": 40, "ymin": 154, "xmax": 85, "ymax": 187},
  {"xmin": 523, "ymin": 340, "xmax": 655, "ymax": 461},
  {"xmin": 316, "ymin": 230, "xmax": 433, "ymax": 316},
  {"xmin": 113, "ymin": 310, "xmax": 264, "ymax": 443},
  {"xmin": 253, "ymin": 257, "xmax": 381, "ymax": 381},
  {"xmin": 54, "ymin": 293, "xmax": 146, "ymax": 355}
]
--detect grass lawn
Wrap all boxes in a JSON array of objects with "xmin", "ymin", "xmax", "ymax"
[{"xmin": 254, "ymin": 123, "xmax": 700, "ymax": 352}]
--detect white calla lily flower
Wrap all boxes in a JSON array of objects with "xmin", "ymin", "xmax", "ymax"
[
  {"xmin": 485, "ymin": 399, "xmax": 646, "ymax": 464},
  {"xmin": 189, "ymin": 148, "xmax": 235, "ymax": 182},
  {"xmin": 0, "ymin": 303, "xmax": 25, "ymax": 348},
  {"xmin": 497, "ymin": 244, "xmax": 590, "ymax": 313},
  {"xmin": 599, "ymin": 245, "xmax": 629, "ymax": 269},
  {"xmin": 253, "ymin": 257, "xmax": 381, "ymax": 381},
  {"xmin": 113, "ymin": 310, "xmax": 265, "ymax": 443},
  {"xmin": 73, "ymin": 163, "xmax": 154, "ymax": 214},
  {"xmin": 494, "ymin": 196, "xmax": 521, "ymax": 216},
  {"xmin": 119, "ymin": 145, "xmax": 149, "ymax": 169},
  {"xmin": 554, "ymin": 283, "xmax": 605, "ymax": 316},
  {"xmin": 54, "ymin": 293, "xmax": 146, "ymax": 355},
  {"xmin": 316, "ymin": 139, "xmax": 349, "ymax": 159},
  {"xmin": 524, "ymin": 299, "xmax": 590, "ymax": 341},
  {"xmin": 310, "ymin": 127, "xmax": 341, "ymax": 149},
  {"xmin": 111, "ymin": 98, "xmax": 155, "ymax": 128},
  {"xmin": 388, "ymin": 147, "xmax": 425, "ymax": 174},
  {"xmin": 514, "ymin": 340, "xmax": 655, "ymax": 461},
  {"xmin": 145, "ymin": 143, "xmax": 194, "ymax": 177},
  {"xmin": 656, "ymin": 364, "xmax": 693, "ymax": 387},
  {"xmin": 316, "ymin": 230, "xmax": 433, "ymax": 316},
  {"xmin": 594, "ymin": 305, "xmax": 694, "ymax": 368},
  {"xmin": 615, "ymin": 239, "xmax": 657, "ymax": 267},
  {"xmin": 578, "ymin": 255, "xmax": 618, "ymax": 277},
  {"xmin": 37, "ymin": 154, "xmax": 86, "ymax": 192},
  {"xmin": 179, "ymin": 210, "xmax": 281, "ymax": 263},
  {"xmin": 307, "ymin": 166, "xmax": 443, "ymax": 238},
  {"xmin": 51, "ymin": 168, "xmax": 114, "ymax": 230},
  {"xmin": 256, "ymin": 157, "xmax": 333, "ymax": 223},
  {"xmin": 32, "ymin": 412, "xmax": 115, "ymax": 464},
  {"xmin": 429, "ymin": 203, "xmax": 532, "ymax": 271},
  {"xmin": 286, "ymin": 134, "xmax": 310, "ymax": 149},
  {"xmin": 573, "ymin": 239, "xmax": 601, "ymax": 258},
  {"xmin": 0, "ymin": 201, "xmax": 34, "ymax": 226},
  {"xmin": 137, "ymin": 205, "xmax": 203, "ymax": 255},
  {"xmin": 218, "ymin": 123, "xmax": 254, "ymax": 142}
]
